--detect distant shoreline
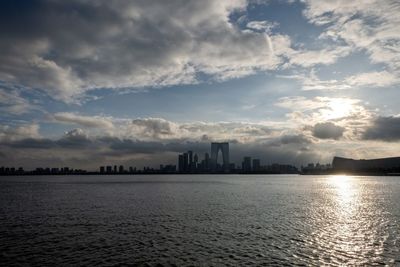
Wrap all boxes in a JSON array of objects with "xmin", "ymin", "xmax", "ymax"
[{"xmin": 1, "ymin": 172, "xmax": 400, "ymax": 176}]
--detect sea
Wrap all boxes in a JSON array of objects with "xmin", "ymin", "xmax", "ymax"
[{"xmin": 0, "ymin": 174, "xmax": 399, "ymax": 266}]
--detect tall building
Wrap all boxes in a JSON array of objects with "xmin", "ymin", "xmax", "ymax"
[
  {"xmin": 252, "ymin": 159, "xmax": 260, "ymax": 172},
  {"xmin": 188, "ymin": 151, "xmax": 193, "ymax": 171},
  {"xmin": 119, "ymin": 165, "xmax": 124, "ymax": 173},
  {"xmin": 204, "ymin": 153, "xmax": 210, "ymax": 170},
  {"xmin": 242, "ymin": 157, "xmax": 252, "ymax": 172},
  {"xmin": 183, "ymin": 153, "xmax": 188, "ymax": 172},
  {"xmin": 192, "ymin": 153, "xmax": 198, "ymax": 171},
  {"xmin": 106, "ymin": 166, "xmax": 112, "ymax": 173},
  {"xmin": 100, "ymin": 166, "xmax": 105, "ymax": 173},
  {"xmin": 178, "ymin": 154, "xmax": 184, "ymax": 173},
  {"xmin": 210, "ymin": 142, "xmax": 230, "ymax": 172}
]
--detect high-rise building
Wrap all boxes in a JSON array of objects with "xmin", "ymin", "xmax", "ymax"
[
  {"xmin": 252, "ymin": 159, "xmax": 260, "ymax": 172},
  {"xmin": 100, "ymin": 166, "xmax": 105, "ymax": 173},
  {"xmin": 119, "ymin": 165, "xmax": 124, "ymax": 173},
  {"xmin": 183, "ymin": 153, "xmax": 188, "ymax": 172},
  {"xmin": 178, "ymin": 154, "xmax": 184, "ymax": 172},
  {"xmin": 204, "ymin": 153, "xmax": 210, "ymax": 170},
  {"xmin": 106, "ymin": 166, "xmax": 112, "ymax": 173},
  {"xmin": 193, "ymin": 153, "xmax": 198, "ymax": 171},
  {"xmin": 188, "ymin": 151, "xmax": 193, "ymax": 170},
  {"xmin": 210, "ymin": 142, "xmax": 229, "ymax": 172},
  {"xmin": 113, "ymin": 165, "xmax": 117, "ymax": 173},
  {"xmin": 242, "ymin": 157, "xmax": 252, "ymax": 172}
]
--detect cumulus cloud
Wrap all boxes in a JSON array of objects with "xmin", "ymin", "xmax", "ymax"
[
  {"xmin": 246, "ymin": 20, "xmax": 278, "ymax": 32},
  {"xmin": 276, "ymin": 96, "xmax": 374, "ymax": 141},
  {"xmin": 311, "ymin": 122, "xmax": 345, "ymax": 140},
  {"xmin": 0, "ymin": 124, "xmax": 40, "ymax": 141},
  {"xmin": 52, "ymin": 112, "xmax": 114, "ymax": 130},
  {"xmin": 345, "ymin": 71, "xmax": 400, "ymax": 88},
  {"xmin": 281, "ymin": 68, "xmax": 400, "ymax": 91},
  {"xmin": 287, "ymin": 46, "xmax": 351, "ymax": 68},
  {"xmin": 0, "ymin": 0, "xmax": 292, "ymax": 102},
  {"xmin": 276, "ymin": 96, "xmax": 365, "ymax": 121},
  {"xmin": 303, "ymin": 0, "xmax": 400, "ymax": 85},
  {"xmin": 0, "ymin": 87, "xmax": 39, "ymax": 115},
  {"xmin": 363, "ymin": 116, "xmax": 400, "ymax": 141}
]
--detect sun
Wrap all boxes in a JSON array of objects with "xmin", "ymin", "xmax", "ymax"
[{"xmin": 322, "ymin": 98, "xmax": 354, "ymax": 120}]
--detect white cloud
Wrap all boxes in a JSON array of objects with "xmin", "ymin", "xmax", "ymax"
[
  {"xmin": 345, "ymin": 71, "xmax": 400, "ymax": 87},
  {"xmin": 246, "ymin": 20, "xmax": 278, "ymax": 32},
  {"xmin": 0, "ymin": 124, "xmax": 40, "ymax": 141},
  {"xmin": 0, "ymin": 88, "xmax": 38, "ymax": 115},
  {"xmin": 304, "ymin": 0, "xmax": 400, "ymax": 82},
  {"xmin": 287, "ymin": 46, "xmax": 351, "ymax": 68},
  {"xmin": 282, "ymin": 69, "xmax": 400, "ymax": 91},
  {"xmin": 0, "ymin": 0, "xmax": 293, "ymax": 102},
  {"xmin": 52, "ymin": 112, "xmax": 114, "ymax": 130},
  {"xmin": 276, "ymin": 96, "xmax": 374, "ymax": 140}
]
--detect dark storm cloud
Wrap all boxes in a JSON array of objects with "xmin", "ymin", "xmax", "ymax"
[
  {"xmin": 279, "ymin": 134, "xmax": 311, "ymax": 145},
  {"xmin": 363, "ymin": 116, "xmax": 400, "ymax": 141},
  {"xmin": 9, "ymin": 138, "xmax": 56, "ymax": 149},
  {"xmin": 311, "ymin": 122, "xmax": 345, "ymax": 140}
]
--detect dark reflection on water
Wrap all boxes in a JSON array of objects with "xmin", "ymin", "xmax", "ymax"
[{"xmin": 0, "ymin": 175, "xmax": 399, "ymax": 266}]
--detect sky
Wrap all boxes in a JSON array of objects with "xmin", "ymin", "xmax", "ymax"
[{"xmin": 1, "ymin": 0, "xmax": 400, "ymax": 170}]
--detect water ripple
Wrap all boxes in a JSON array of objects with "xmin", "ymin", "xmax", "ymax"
[{"xmin": 0, "ymin": 175, "xmax": 399, "ymax": 266}]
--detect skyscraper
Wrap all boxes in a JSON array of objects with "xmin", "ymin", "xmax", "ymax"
[
  {"xmin": 242, "ymin": 157, "xmax": 252, "ymax": 172},
  {"xmin": 178, "ymin": 154, "xmax": 184, "ymax": 172},
  {"xmin": 252, "ymin": 159, "xmax": 260, "ymax": 172},
  {"xmin": 204, "ymin": 153, "xmax": 210, "ymax": 170},
  {"xmin": 183, "ymin": 153, "xmax": 188, "ymax": 172},
  {"xmin": 210, "ymin": 142, "xmax": 229, "ymax": 172}
]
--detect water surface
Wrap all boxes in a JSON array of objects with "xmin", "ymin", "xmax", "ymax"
[{"xmin": 0, "ymin": 175, "xmax": 399, "ymax": 266}]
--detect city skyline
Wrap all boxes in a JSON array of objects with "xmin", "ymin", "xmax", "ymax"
[
  {"xmin": 0, "ymin": 142, "xmax": 300, "ymax": 174},
  {"xmin": 1, "ymin": 1, "xmax": 400, "ymax": 169}
]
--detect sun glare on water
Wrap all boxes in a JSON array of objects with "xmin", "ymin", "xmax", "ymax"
[{"xmin": 329, "ymin": 175, "xmax": 354, "ymax": 204}]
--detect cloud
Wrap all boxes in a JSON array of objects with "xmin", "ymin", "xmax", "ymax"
[
  {"xmin": 276, "ymin": 96, "xmax": 364, "ymax": 121},
  {"xmin": 52, "ymin": 112, "xmax": 114, "ymax": 130},
  {"xmin": 0, "ymin": 117, "xmax": 325, "ymax": 169},
  {"xmin": 0, "ymin": 0, "xmax": 292, "ymax": 102},
  {"xmin": 129, "ymin": 118, "xmax": 177, "ymax": 139},
  {"xmin": 287, "ymin": 46, "xmax": 351, "ymax": 68},
  {"xmin": 363, "ymin": 116, "xmax": 400, "ymax": 141},
  {"xmin": 0, "ymin": 131, "xmax": 321, "ymax": 170},
  {"xmin": 279, "ymin": 134, "xmax": 312, "ymax": 145},
  {"xmin": 0, "ymin": 124, "xmax": 40, "ymax": 141},
  {"xmin": 246, "ymin": 20, "xmax": 278, "ymax": 32},
  {"xmin": 0, "ymin": 87, "xmax": 38, "ymax": 115},
  {"xmin": 311, "ymin": 122, "xmax": 345, "ymax": 140},
  {"xmin": 276, "ymin": 96, "xmax": 374, "ymax": 141},
  {"xmin": 303, "ymin": 0, "xmax": 400, "ymax": 84},
  {"xmin": 5, "ymin": 115, "xmax": 400, "ymax": 170},
  {"xmin": 281, "ymin": 68, "xmax": 400, "ymax": 91},
  {"xmin": 345, "ymin": 71, "xmax": 400, "ymax": 88}
]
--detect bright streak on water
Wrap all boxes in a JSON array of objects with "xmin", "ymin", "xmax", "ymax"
[{"xmin": 0, "ymin": 175, "xmax": 399, "ymax": 266}]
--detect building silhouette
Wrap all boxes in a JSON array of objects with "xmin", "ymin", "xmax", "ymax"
[
  {"xmin": 210, "ymin": 142, "xmax": 230, "ymax": 172},
  {"xmin": 242, "ymin": 156, "xmax": 252, "ymax": 172},
  {"xmin": 252, "ymin": 159, "xmax": 260, "ymax": 172},
  {"xmin": 332, "ymin": 156, "xmax": 400, "ymax": 172}
]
